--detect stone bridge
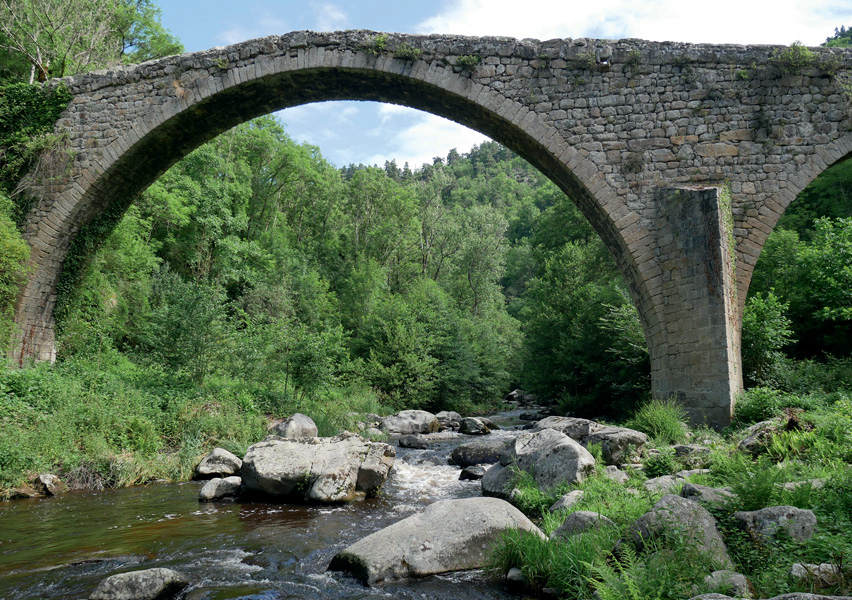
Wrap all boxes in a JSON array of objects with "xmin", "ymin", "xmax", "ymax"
[{"xmin": 13, "ymin": 30, "xmax": 852, "ymax": 426}]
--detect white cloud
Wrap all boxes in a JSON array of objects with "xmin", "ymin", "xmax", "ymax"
[
  {"xmin": 312, "ymin": 2, "xmax": 348, "ymax": 32},
  {"xmin": 363, "ymin": 111, "xmax": 489, "ymax": 170},
  {"xmin": 416, "ymin": 0, "xmax": 851, "ymax": 46}
]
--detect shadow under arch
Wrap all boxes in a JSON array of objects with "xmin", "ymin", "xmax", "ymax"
[{"xmin": 36, "ymin": 55, "xmax": 651, "ymax": 356}]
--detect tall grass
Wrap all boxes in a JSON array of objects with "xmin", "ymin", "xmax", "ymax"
[{"xmin": 626, "ymin": 398, "xmax": 688, "ymax": 444}]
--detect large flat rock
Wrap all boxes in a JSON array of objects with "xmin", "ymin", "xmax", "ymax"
[{"xmin": 329, "ymin": 497, "xmax": 544, "ymax": 584}]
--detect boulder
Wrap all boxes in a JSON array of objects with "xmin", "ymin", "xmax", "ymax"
[
  {"xmin": 198, "ymin": 476, "xmax": 241, "ymax": 502},
  {"xmin": 241, "ymin": 433, "xmax": 395, "ymax": 503},
  {"xmin": 435, "ymin": 411, "xmax": 462, "ymax": 430},
  {"xmin": 381, "ymin": 410, "xmax": 439, "ymax": 435},
  {"xmin": 737, "ymin": 419, "xmax": 782, "ymax": 455},
  {"xmin": 459, "ymin": 466, "xmax": 486, "ymax": 481},
  {"xmin": 680, "ymin": 482, "xmax": 735, "ymax": 505},
  {"xmin": 549, "ymin": 490, "xmax": 585, "ymax": 513},
  {"xmin": 459, "ymin": 417, "xmax": 490, "ymax": 435},
  {"xmin": 673, "ymin": 444, "xmax": 713, "ymax": 467},
  {"xmin": 481, "ymin": 429, "xmax": 595, "ymax": 498},
  {"xmin": 89, "ymin": 568, "xmax": 190, "ymax": 600},
  {"xmin": 398, "ymin": 434, "xmax": 429, "ymax": 449},
  {"xmin": 790, "ymin": 563, "xmax": 845, "ymax": 588},
  {"xmin": 703, "ymin": 569, "xmax": 750, "ymax": 597},
  {"xmin": 193, "ymin": 448, "xmax": 242, "ymax": 480},
  {"xmin": 449, "ymin": 439, "xmax": 507, "ymax": 467},
  {"xmin": 686, "ymin": 595, "xmax": 738, "ymax": 600},
  {"xmin": 33, "ymin": 473, "xmax": 67, "ymax": 496},
  {"xmin": 583, "ymin": 426, "xmax": 647, "ymax": 466},
  {"xmin": 644, "ymin": 475, "xmax": 682, "ymax": 494},
  {"xmin": 362, "ymin": 427, "xmax": 384, "ymax": 439},
  {"xmin": 550, "ymin": 511, "xmax": 615, "ymax": 540},
  {"xmin": 328, "ymin": 497, "xmax": 545, "ymax": 584},
  {"xmin": 270, "ymin": 413, "xmax": 318, "ymax": 439},
  {"xmin": 623, "ymin": 494, "xmax": 732, "ymax": 568},
  {"xmin": 734, "ymin": 506, "xmax": 816, "ymax": 543},
  {"xmin": 480, "ymin": 417, "xmax": 500, "ymax": 430},
  {"xmin": 533, "ymin": 416, "xmax": 605, "ymax": 440},
  {"xmin": 782, "ymin": 478, "xmax": 824, "ymax": 492},
  {"xmin": 532, "ymin": 417, "xmax": 646, "ymax": 465},
  {"xmin": 603, "ymin": 465, "xmax": 629, "ymax": 484}
]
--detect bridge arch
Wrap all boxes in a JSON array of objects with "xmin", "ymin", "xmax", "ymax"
[
  {"xmin": 16, "ymin": 31, "xmax": 852, "ymax": 426},
  {"xmin": 17, "ymin": 41, "xmax": 646, "ymax": 366}
]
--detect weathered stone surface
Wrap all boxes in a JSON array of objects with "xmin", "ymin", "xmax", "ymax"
[
  {"xmin": 533, "ymin": 417, "xmax": 645, "ymax": 465},
  {"xmin": 703, "ymin": 570, "xmax": 750, "ymax": 597},
  {"xmin": 734, "ymin": 506, "xmax": 817, "ymax": 543},
  {"xmin": 89, "ymin": 568, "xmax": 190, "ymax": 600},
  {"xmin": 449, "ymin": 439, "xmax": 507, "ymax": 467},
  {"xmin": 398, "ymin": 434, "xmax": 429, "ymax": 449},
  {"xmin": 550, "ymin": 511, "xmax": 615, "ymax": 540},
  {"xmin": 33, "ymin": 473, "xmax": 67, "ymax": 496},
  {"xmin": 198, "ymin": 476, "xmax": 242, "ymax": 502},
  {"xmin": 381, "ymin": 410, "xmax": 439, "ymax": 435},
  {"xmin": 623, "ymin": 494, "xmax": 732, "ymax": 568},
  {"xmin": 644, "ymin": 475, "xmax": 681, "ymax": 494},
  {"xmin": 459, "ymin": 417, "xmax": 490, "ymax": 435},
  {"xmin": 549, "ymin": 490, "xmax": 585, "ymax": 513},
  {"xmin": 459, "ymin": 466, "xmax": 486, "ymax": 481},
  {"xmin": 790, "ymin": 563, "xmax": 844, "ymax": 588},
  {"xmin": 737, "ymin": 419, "xmax": 782, "ymax": 454},
  {"xmin": 481, "ymin": 429, "xmax": 595, "ymax": 497},
  {"xmin": 193, "ymin": 448, "xmax": 242, "ymax": 480},
  {"xmin": 241, "ymin": 434, "xmax": 395, "ymax": 503},
  {"xmin": 435, "ymin": 410, "xmax": 462, "ymax": 430},
  {"xmin": 585, "ymin": 426, "xmax": 647, "ymax": 466},
  {"xmin": 270, "ymin": 413, "xmax": 318, "ymax": 439},
  {"xmin": 680, "ymin": 482, "xmax": 735, "ymax": 505},
  {"xmin": 603, "ymin": 465, "xmax": 629, "ymax": 484},
  {"xmin": 328, "ymin": 497, "xmax": 544, "ymax": 584},
  {"xmin": 532, "ymin": 416, "xmax": 605, "ymax": 440}
]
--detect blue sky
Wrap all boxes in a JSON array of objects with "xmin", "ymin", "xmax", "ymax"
[{"xmin": 158, "ymin": 0, "xmax": 850, "ymax": 169}]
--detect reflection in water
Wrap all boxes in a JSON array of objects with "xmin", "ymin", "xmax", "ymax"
[{"xmin": 0, "ymin": 412, "xmax": 528, "ymax": 600}]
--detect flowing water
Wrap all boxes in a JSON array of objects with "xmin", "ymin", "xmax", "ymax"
[{"xmin": 0, "ymin": 411, "xmax": 535, "ymax": 600}]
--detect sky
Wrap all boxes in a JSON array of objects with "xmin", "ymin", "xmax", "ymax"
[{"xmin": 158, "ymin": 0, "xmax": 851, "ymax": 169}]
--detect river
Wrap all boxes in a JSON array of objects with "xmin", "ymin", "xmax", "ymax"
[{"xmin": 0, "ymin": 412, "xmax": 531, "ymax": 600}]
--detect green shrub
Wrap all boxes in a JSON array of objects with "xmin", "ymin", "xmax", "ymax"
[
  {"xmin": 733, "ymin": 387, "xmax": 785, "ymax": 424},
  {"xmin": 741, "ymin": 292, "xmax": 794, "ymax": 386},
  {"xmin": 643, "ymin": 447, "xmax": 679, "ymax": 478},
  {"xmin": 627, "ymin": 397, "xmax": 688, "ymax": 443},
  {"xmin": 455, "ymin": 54, "xmax": 481, "ymax": 70}
]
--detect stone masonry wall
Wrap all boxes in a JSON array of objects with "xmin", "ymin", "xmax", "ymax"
[{"xmin": 14, "ymin": 30, "xmax": 852, "ymax": 425}]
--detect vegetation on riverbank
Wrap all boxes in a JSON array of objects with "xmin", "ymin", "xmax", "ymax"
[{"xmin": 489, "ymin": 385, "xmax": 852, "ymax": 600}]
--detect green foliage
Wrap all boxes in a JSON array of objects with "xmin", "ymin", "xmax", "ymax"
[
  {"xmin": 824, "ymin": 25, "xmax": 852, "ymax": 48},
  {"xmin": 643, "ymin": 447, "xmax": 679, "ymax": 478},
  {"xmin": 741, "ymin": 291, "xmax": 795, "ymax": 385},
  {"xmin": 394, "ymin": 42, "xmax": 422, "ymax": 61},
  {"xmin": 627, "ymin": 398, "xmax": 688, "ymax": 444},
  {"xmin": 455, "ymin": 54, "xmax": 481, "ymax": 70},
  {"xmin": 0, "ymin": 82, "xmax": 72, "ymax": 215},
  {"xmin": 0, "ymin": 192, "xmax": 30, "ymax": 355},
  {"xmin": 772, "ymin": 42, "xmax": 816, "ymax": 75},
  {"xmin": 362, "ymin": 34, "xmax": 388, "ymax": 55},
  {"xmin": 734, "ymin": 386, "xmax": 786, "ymax": 424}
]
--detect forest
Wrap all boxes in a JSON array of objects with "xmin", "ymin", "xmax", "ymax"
[{"xmin": 0, "ymin": 3, "xmax": 851, "ymax": 493}]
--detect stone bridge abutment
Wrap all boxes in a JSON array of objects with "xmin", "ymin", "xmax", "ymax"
[{"xmin": 12, "ymin": 30, "xmax": 852, "ymax": 427}]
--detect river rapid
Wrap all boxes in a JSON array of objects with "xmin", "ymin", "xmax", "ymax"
[{"xmin": 0, "ymin": 411, "xmax": 531, "ymax": 600}]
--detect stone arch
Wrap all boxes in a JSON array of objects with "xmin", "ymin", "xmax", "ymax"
[
  {"xmin": 16, "ymin": 44, "xmax": 651, "ymax": 366},
  {"xmin": 733, "ymin": 131, "xmax": 852, "ymax": 310}
]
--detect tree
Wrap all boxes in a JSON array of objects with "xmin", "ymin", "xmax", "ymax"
[
  {"xmin": 0, "ymin": 0, "xmax": 182, "ymax": 83},
  {"xmin": 825, "ymin": 25, "xmax": 852, "ymax": 47}
]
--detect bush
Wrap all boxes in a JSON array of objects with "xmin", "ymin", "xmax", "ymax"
[
  {"xmin": 733, "ymin": 387, "xmax": 785, "ymax": 424},
  {"xmin": 643, "ymin": 447, "xmax": 679, "ymax": 478},
  {"xmin": 627, "ymin": 397, "xmax": 688, "ymax": 444},
  {"xmin": 742, "ymin": 292, "xmax": 794, "ymax": 386}
]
